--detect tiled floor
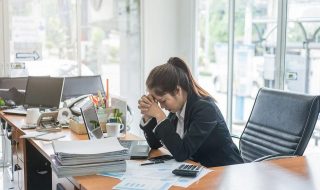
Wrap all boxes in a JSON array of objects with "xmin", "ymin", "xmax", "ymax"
[
  {"xmin": 1, "ymin": 129, "xmax": 23, "ymax": 190},
  {"xmin": 1, "ymin": 166, "xmax": 21, "ymax": 190}
]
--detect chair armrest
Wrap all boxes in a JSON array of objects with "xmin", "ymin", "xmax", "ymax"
[{"xmin": 253, "ymin": 154, "xmax": 297, "ymax": 162}]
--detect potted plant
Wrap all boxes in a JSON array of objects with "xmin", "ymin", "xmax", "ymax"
[
  {"xmin": 113, "ymin": 108, "xmax": 123, "ymax": 124},
  {"xmin": 89, "ymin": 120, "xmax": 100, "ymax": 129}
]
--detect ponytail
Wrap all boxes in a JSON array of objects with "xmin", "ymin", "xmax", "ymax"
[
  {"xmin": 167, "ymin": 57, "xmax": 212, "ymax": 98},
  {"xmin": 147, "ymin": 57, "xmax": 215, "ymax": 100}
]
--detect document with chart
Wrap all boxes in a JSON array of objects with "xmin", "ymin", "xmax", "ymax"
[{"xmin": 101, "ymin": 159, "xmax": 213, "ymax": 189}]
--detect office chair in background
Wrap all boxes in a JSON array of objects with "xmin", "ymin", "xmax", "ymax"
[
  {"xmin": 0, "ymin": 77, "xmax": 28, "ymax": 91},
  {"xmin": 62, "ymin": 75, "xmax": 105, "ymax": 101},
  {"xmin": 236, "ymin": 88, "xmax": 320, "ymax": 162},
  {"xmin": 0, "ymin": 77, "xmax": 27, "ymax": 105}
]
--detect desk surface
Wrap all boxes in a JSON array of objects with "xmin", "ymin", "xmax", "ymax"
[
  {"xmin": 0, "ymin": 112, "xmax": 142, "ymax": 189},
  {"xmin": 75, "ymin": 154, "xmax": 320, "ymax": 190},
  {"xmin": 2, "ymin": 112, "xmax": 320, "ymax": 190},
  {"xmin": 0, "ymin": 112, "xmax": 139, "ymax": 159}
]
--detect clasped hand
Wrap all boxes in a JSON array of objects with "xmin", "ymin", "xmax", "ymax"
[{"xmin": 138, "ymin": 94, "xmax": 166, "ymax": 123}]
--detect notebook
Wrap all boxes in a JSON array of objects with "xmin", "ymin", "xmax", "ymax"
[{"xmin": 80, "ymin": 103, "xmax": 150, "ymax": 159}]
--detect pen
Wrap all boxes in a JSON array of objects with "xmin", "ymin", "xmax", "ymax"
[{"xmin": 140, "ymin": 160, "xmax": 164, "ymax": 166}]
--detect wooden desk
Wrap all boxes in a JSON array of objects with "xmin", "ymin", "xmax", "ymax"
[
  {"xmin": 0, "ymin": 112, "xmax": 140, "ymax": 190},
  {"xmin": 76, "ymin": 154, "xmax": 320, "ymax": 190},
  {"xmin": 2, "ymin": 112, "xmax": 320, "ymax": 190}
]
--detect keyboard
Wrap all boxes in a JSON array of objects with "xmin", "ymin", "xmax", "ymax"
[
  {"xmin": 41, "ymin": 122, "xmax": 58, "ymax": 129},
  {"xmin": 3, "ymin": 107, "xmax": 27, "ymax": 115},
  {"xmin": 118, "ymin": 140, "xmax": 150, "ymax": 159}
]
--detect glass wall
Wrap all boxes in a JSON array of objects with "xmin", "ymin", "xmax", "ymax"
[
  {"xmin": 79, "ymin": 0, "xmax": 141, "ymax": 96},
  {"xmin": 197, "ymin": 0, "xmax": 279, "ymax": 136},
  {"xmin": 197, "ymin": 0, "xmax": 228, "ymax": 118},
  {"xmin": 7, "ymin": 0, "xmax": 142, "ymax": 133},
  {"xmin": 8, "ymin": 0, "xmax": 77, "ymax": 76},
  {"xmin": 196, "ymin": 0, "xmax": 319, "ymax": 153},
  {"xmin": 286, "ymin": 0, "xmax": 320, "ymax": 151},
  {"xmin": 285, "ymin": 0, "xmax": 320, "ymax": 95},
  {"xmin": 232, "ymin": 0, "xmax": 278, "ymax": 135}
]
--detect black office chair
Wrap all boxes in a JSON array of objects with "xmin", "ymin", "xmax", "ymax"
[
  {"xmin": 238, "ymin": 88, "xmax": 320, "ymax": 162},
  {"xmin": 62, "ymin": 75, "xmax": 105, "ymax": 101},
  {"xmin": 0, "ymin": 77, "xmax": 27, "ymax": 105},
  {"xmin": 0, "ymin": 88, "xmax": 25, "ymax": 106}
]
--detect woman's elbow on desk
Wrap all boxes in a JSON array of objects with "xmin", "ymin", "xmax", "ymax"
[
  {"xmin": 171, "ymin": 152, "xmax": 189, "ymax": 162},
  {"xmin": 174, "ymin": 156, "xmax": 188, "ymax": 162}
]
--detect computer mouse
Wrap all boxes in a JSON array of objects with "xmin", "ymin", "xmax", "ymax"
[{"xmin": 5, "ymin": 99, "xmax": 16, "ymax": 107}]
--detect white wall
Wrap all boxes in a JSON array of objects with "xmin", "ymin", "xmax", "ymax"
[
  {"xmin": 0, "ymin": 0, "xmax": 9, "ymax": 77},
  {"xmin": 0, "ymin": 0, "xmax": 4, "ymax": 76},
  {"xmin": 142, "ymin": 0, "xmax": 195, "ymax": 80}
]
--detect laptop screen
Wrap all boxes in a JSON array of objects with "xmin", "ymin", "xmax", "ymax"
[
  {"xmin": 80, "ymin": 102, "xmax": 150, "ymax": 159},
  {"xmin": 24, "ymin": 76, "xmax": 64, "ymax": 109},
  {"xmin": 80, "ymin": 103, "xmax": 104, "ymax": 140}
]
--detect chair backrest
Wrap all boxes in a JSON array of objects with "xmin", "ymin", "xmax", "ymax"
[
  {"xmin": 239, "ymin": 88, "xmax": 320, "ymax": 162},
  {"xmin": 0, "ymin": 88, "xmax": 25, "ymax": 105},
  {"xmin": 0, "ymin": 77, "xmax": 28, "ymax": 90},
  {"xmin": 61, "ymin": 75, "xmax": 105, "ymax": 101},
  {"xmin": 0, "ymin": 77, "xmax": 27, "ymax": 105}
]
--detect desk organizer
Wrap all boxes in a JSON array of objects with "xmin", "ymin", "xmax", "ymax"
[{"xmin": 69, "ymin": 119, "xmax": 107, "ymax": 134}]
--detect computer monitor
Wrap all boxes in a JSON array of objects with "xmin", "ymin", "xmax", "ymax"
[
  {"xmin": 24, "ymin": 76, "xmax": 64, "ymax": 109},
  {"xmin": 61, "ymin": 75, "xmax": 105, "ymax": 101}
]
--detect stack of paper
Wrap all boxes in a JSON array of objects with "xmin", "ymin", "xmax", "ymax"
[
  {"xmin": 51, "ymin": 137, "xmax": 129, "ymax": 178},
  {"xmin": 52, "ymin": 157, "xmax": 127, "ymax": 178}
]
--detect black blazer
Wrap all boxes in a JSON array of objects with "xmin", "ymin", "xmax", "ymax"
[{"xmin": 140, "ymin": 92, "xmax": 243, "ymax": 167}]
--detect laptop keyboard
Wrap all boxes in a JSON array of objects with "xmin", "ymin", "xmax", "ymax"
[
  {"xmin": 119, "ymin": 140, "xmax": 132, "ymax": 149},
  {"xmin": 3, "ymin": 107, "xmax": 27, "ymax": 115}
]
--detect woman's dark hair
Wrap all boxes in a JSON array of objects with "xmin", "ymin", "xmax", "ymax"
[{"xmin": 146, "ymin": 57, "xmax": 212, "ymax": 98}]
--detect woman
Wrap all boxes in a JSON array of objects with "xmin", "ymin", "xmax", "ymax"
[{"xmin": 138, "ymin": 57, "xmax": 243, "ymax": 167}]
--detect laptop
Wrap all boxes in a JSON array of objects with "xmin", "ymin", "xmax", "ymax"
[
  {"xmin": 80, "ymin": 103, "xmax": 150, "ymax": 159},
  {"xmin": 3, "ymin": 76, "xmax": 64, "ymax": 116},
  {"xmin": 3, "ymin": 106, "xmax": 28, "ymax": 115}
]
